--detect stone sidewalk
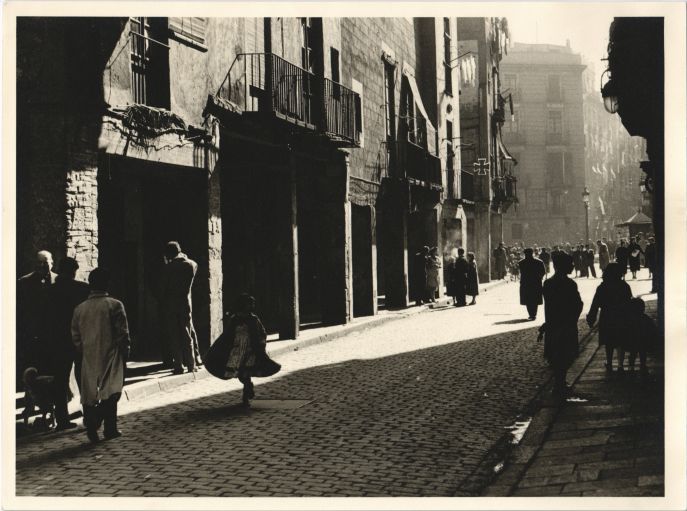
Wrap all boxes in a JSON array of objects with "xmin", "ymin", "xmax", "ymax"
[{"xmin": 484, "ymin": 301, "xmax": 663, "ymax": 497}]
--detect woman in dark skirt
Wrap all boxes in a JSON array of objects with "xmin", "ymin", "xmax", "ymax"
[
  {"xmin": 465, "ymin": 252, "xmax": 479, "ymax": 305},
  {"xmin": 586, "ymin": 263, "xmax": 633, "ymax": 374},
  {"xmin": 627, "ymin": 236, "xmax": 643, "ymax": 279},
  {"xmin": 204, "ymin": 294, "xmax": 281, "ymax": 406}
]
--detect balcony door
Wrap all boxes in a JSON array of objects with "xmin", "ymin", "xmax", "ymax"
[{"xmin": 300, "ymin": 18, "xmax": 323, "ymax": 123}]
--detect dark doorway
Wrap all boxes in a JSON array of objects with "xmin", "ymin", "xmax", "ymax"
[
  {"xmin": 407, "ymin": 209, "xmax": 438, "ymax": 302},
  {"xmin": 98, "ymin": 156, "xmax": 208, "ymax": 360},
  {"xmin": 297, "ymin": 169, "xmax": 323, "ymax": 326},
  {"xmin": 352, "ymin": 204, "xmax": 375, "ymax": 317}
]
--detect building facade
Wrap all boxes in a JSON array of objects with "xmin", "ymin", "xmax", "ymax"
[
  {"xmin": 17, "ymin": 17, "xmax": 473, "ymax": 355},
  {"xmin": 500, "ymin": 42, "xmax": 586, "ymax": 247},
  {"xmin": 582, "ymin": 64, "xmax": 648, "ymax": 241},
  {"xmin": 457, "ymin": 17, "xmax": 517, "ymax": 282}
]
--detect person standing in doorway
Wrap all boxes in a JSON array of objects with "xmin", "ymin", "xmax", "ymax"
[
  {"xmin": 541, "ymin": 252, "xmax": 583, "ymax": 397},
  {"xmin": 161, "ymin": 241, "xmax": 198, "ymax": 374},
  {"xmin": 466, "ymin": 252, "xmax": 479, "ymax": 306},
  {"xmin": 17, "ymin": 251, "xmax": 58, "ymax": 387},
  {"xmin": 413, "ymin": 246, "xmax": 429, "ymax": 306},
  {"xmin": 518, "ymin": 248, "xmax": 546, "ymax": 320},
  {"xmin": 71, "ymin": 268, "xmax": 130, "ymax": 443},
  {"xmin": 49, "ymin": 257, "xmax": 89, "ymax": 431}
]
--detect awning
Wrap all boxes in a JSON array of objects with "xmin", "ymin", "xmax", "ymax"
[
  {"xmin": 616, "ymin": 211, "xmax": 652, "ymax": 227},
  {"xmin": 402, "ymin": 64, "xmax": 437, "ymax": 155}
]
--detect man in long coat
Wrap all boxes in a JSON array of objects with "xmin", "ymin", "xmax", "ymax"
[
  {"xmin": 161, "ymin": 241, "xmax": 199, "ymax": 374},
  {"xmin": 49, "ymin": 257, "xmax": 89, "ymax": 431},
  {"xmin": 493, "ymin": 242, "xmax": 507, "ymax": 280},
  {"xmin": 518, "ymin": 248, "xmax": 546, "ymax": 320},
  {"xmin": 452, "ymin": 248, "xmax": 469, "ymax": 306},
  {"xmin": 17, "ymin": 250, "xmax": 58, "ymax": 383},
  {"xmin": 412, "ymin": 246, "xmax": 429, "ymax": 306},
  {"xmin": 72, "ymin": 268, "xmax": 130, "ymax": 443},
  {"xmin": 541, "ymin": 252, "xmax": 583, "ymax": 396}
]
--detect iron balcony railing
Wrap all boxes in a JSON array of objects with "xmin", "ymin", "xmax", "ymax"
[
  {"xmin": 379, "ymin": 139, "xmax": 441, "ymax": 188},
  {"xmin": 493, "ymin": 174, "xmax": 518, "ymax": 204},
  {"xmin": 216, "ymin": 53, "xmax": 360, "ymax": 145}
]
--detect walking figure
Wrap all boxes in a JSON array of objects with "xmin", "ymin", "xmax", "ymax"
[
  {"xmin": 518, "ymin": 248, "xmax": 546, "ymax": 320},
  {"xmin": 586, "ymin": 262, "xmax": 632, "ymax": 374},
  {"xmin": 493, "ymin": 242, "xmax": 507, "ymax": 280},
  {"xmin": 413, "ymin": 246, "xmax": 429, "ymax": 306},
  {"xmin": 425, "ymin": 247, "xmax": 442, "ymax": 304},
  {"xmin": 624, "ymin": 297, "xmax": 658, "ymax": 376},
  {"xmin": 597, "ymin": 239, "xmax": 610, "ymax": 272},
  {"xmin": 627, "ymin": 236, "xmax": 643, "ymax": 280},
  {"xmin": 71, "ymin": 268, "xmax": 130, "ymax": 443},
  {"xmin": 540, "ymin": 247, "xmax": 551, "ymax": 276},
  {"xmin": 204, "ymin": 294, "xmax": 281, "ymax": 407},
  {"xmin": 615, "ymin": 240, "xmax": 629, "ymax": 280},
  {"xmin": 540, "ymin": 252, "xmax": 583, "ymax": 397}
]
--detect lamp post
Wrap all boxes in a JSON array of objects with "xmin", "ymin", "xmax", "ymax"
[{"xmin": 582, "ymin": 187, "xmax": 590, "ymax": 244}]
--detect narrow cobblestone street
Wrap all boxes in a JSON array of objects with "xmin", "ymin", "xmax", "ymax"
[{"xmin": 15, "ymin": 271, "xmax": 654, "ymax": 497}]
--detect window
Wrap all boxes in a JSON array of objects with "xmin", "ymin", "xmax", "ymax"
[
  {"xmin": 446, "ymin": 120, "xmax": 455, "ymax": 198},
  {"xmin": 504, "ymin": 111, "xmax": 520, "ymax": 133},
  {"xmin": 547, "ymin": 75, "xmax": 561, "ymax": 102},
  {"xmin": 548, "ymin": 110, "xmax": 562, "ymax": 134},
  {"xmin": 550, "ymin": 190, "xmax": 566, "ymax": 214},
  {"xmin": 330, "ymin": 47, "xmax": 340, "ymax": 98},
  {"xmin": 526, "ymin": 189, "xmax": 547, "ymax": 211},
  {"xmin": 512, "ymin": 223, "xmax": 524, "ymax": 239},
  {"xmin": 130, "ymin": 17, "xmax": 170, "ymax": 108},
  {"xmin": 351, "ymin": 78, "xmax": 364, "ymax": 146},
  {"xmin": 404, "ymin": 85, "xmax": 416, "ymax": 144},
  {"xmin": 168, "ymin": 17, "xmax": 207, "ymax": 48},
  {"xmin": 443, "ymin": 18, "xmax": 452, "ymax": 94},
  {"xmin": 546, "ymin": 153, "xmax": 565, "ymax": 187},
  {"xmin": 384, "ymin": 62, "xmax": 396, "ymax": 141}
]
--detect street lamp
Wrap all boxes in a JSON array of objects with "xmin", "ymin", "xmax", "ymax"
[
  {"xmin": 582, "ymin": 186, "xmax": 590, "ymax": 244},
  {"xmin": 600, "ymin": 72, "xmax": 619, "ymax": 114}
]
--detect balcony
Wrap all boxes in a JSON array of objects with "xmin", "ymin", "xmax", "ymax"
[
  {"xmin": 215, "ymin": 53, "xmax": 361, "ymax": 147},
  {"xmin": 402, "ymin": 138, "xmax": 442, "ymax": 188},
  {"xmin": 493, "ymin": 174, "xmax": 518, "ymax": 209}
]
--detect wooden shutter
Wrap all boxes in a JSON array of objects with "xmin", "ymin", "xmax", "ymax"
[{"xmin": 169, "ymin": 17, "xmax": 207, "ymax": 45}]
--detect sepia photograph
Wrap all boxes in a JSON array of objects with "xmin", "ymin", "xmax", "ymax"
[{"xmin": 3, "ymin": 1, "xmax": 686, "ymax": 509}]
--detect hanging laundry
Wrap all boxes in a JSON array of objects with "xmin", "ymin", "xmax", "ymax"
[{"xmin": 598, "ymin": 196, "xmax": 606, "ymax": 216}]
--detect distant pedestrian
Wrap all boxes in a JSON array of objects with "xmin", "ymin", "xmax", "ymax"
[
  {"xmin": 413, "ymin": 246, "xmax": 429, "ymax": 306},
  {"xmin": 627, "ymin": 236, "xmax": 643, "ymax": 279},
  {"xmin": 624, "ymin": 297, "xmax": 657, "ymax": 375},
  {"xmin": 615, "ymin": 240, "xmax": 629, "ymax": 279},
  {"xmin": 540, "ymin": 252, "xmax": 583, "ymax": 397},
  {"xmin": 585, "ymin": 245, "xmax": 597, "ymax": 278},
  {"xmin": 494, "ymin": 242, "xmax": 507, "ymax": 280},
  {"xmin": 605, "ymin": 238, "xmax": 616, "ymax": 261},
  {"xmin": 161, "ymin": 241, "xmax": 199, "ymax": 374},
  {"xmin": 17, "ymin": 250, "xmax": 57, "ymax": 382},
  {"xmin": 48, "ymin": 257, "xmax": 89, "ymax": 431},
  {"xmin": 597, "ymin": 239, "xmax": 610, "ymax": 272},
  {"xmin": 204, "ymin": 294, "xmax": 281, "ymax": 407},
  {"xmin": 540, "ymin": 247, "xmax": 551, "ymax": 276},
  {"xmin": 586, "ymin": 262, "xmax": 633, "ymax": 374},
  {"xmin": 71, "ymin": 268, "xmax": 130, "ymax": 443},
  {"xmin": 466, "ymin": 252, "xmax": 479, "ymax": 305},
  {"xmin": 518, "ymin": 248, "xmax": 546, "ymax": 320},
  {"xmin": 572, "ymin": 245, "xmax": 584, "ymax": 278},
  {"xmin": 425, "ymin": 247, "xmax": 442, "ymax": 304}
]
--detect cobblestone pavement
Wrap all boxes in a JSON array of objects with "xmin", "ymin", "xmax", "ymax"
[
  {"xmin": 486, "ymin": 301, "xmax": 664, "ymax": 497},
  {"xmin": 14, "ymin": 270, "xmax": 653, "ymax": 497}
]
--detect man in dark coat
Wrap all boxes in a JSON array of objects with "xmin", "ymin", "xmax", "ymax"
[
  {"xmin": 585, "ymin": 244, "xmax": 597, "ymax": 278},
  {"xmin": 615, "ymin": 239, "xmax": 629, "ymax": 279},
  {"xmin": 493, "ymin": 242, "xmax": 507, "ymax": 280},
  {"xmin": 452, "ymin": 248, "xmax": 469, "ymax": 307},
  {"xmin": 412, "ymin": 246, "xmax": 429, "ymax": 306},
  {"xmin": 540, "ymin": 247, "xmax": 552, "ymax": 276},
  {"xmin": 518, "ymin": 248, "xmax": 546, "ymax": 320},
  {"xmin": 161, "ymin": 241, "xmax": 199, "ymax": 374},
  {"xmin": 17, "ymin": 250, "xmax": 58, "ymax": 382},
  {"xmin": 541, "ymin": 252, "xmax": 583, "ymax": 397},
  {"xmin": 49, "ymin": 257, "xmax": 89, "ymax": 431}
]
